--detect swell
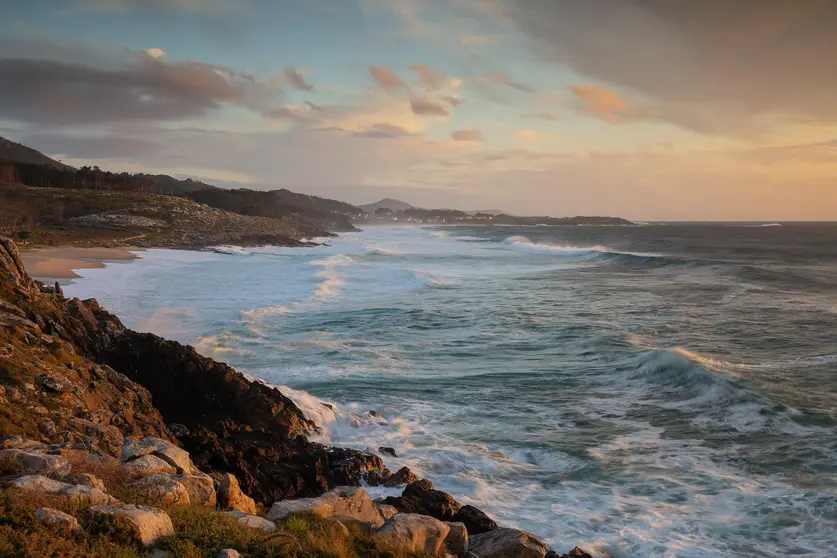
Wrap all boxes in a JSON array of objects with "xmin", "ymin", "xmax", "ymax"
[{"xmin": 503, "ymin": 236, "xmax": 689, "ymax": 268}]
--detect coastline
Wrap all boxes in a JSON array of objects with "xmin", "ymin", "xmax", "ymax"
[{"xmin": 19, "ymin": 246, "xmax": 142, "ymax": 280}]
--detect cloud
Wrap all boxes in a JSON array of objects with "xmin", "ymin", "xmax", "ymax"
[
  {"xmin": 0, "ymin": 41, "xmax": 282, "ymax": 124},
  {"xmin": 478, "ymin": 72, "xmax": 534, "ymax": 93},
  {"xmin": 514, "ymin": 129, "xmax": 554, "ymax": 141},
  {"xmin": 410, "ymin": 65, "xmax": 446, "ymax": 89},
  {"xmin": 410, "ymin": 97, "xmax": 449, "ymax": 116},
  {"xmin": 284, "ymin": 67, "xmax": 313, "ymax": 91},
  {"xmin": 501, "ymin": 0, "xmax": 837, "ymax": 133},
  {"xmin": 73, "ymin": 0, "xmax": 250, "ymax": 13},
  {"xmin": 353, "ymin": 123, "xmax": 415, "ymax": 139},
  {"xmin": 143, "ymin": 48, "xmax": 166, "ymax": 59},
  {"xmin": 570, "ymin": 85, "xmax": 630, "ymax": 124},
  {"xmin": 451, "ymin": 130, "xmax": 484, "ymax": 142},
  {"xmin": 369, "ymin": 66, "xmax": 406, "ymax": 91}
]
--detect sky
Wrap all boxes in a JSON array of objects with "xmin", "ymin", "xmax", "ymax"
[{"xmin": 1, "ymin": 0, "xmax": 836, "ymax": 220}]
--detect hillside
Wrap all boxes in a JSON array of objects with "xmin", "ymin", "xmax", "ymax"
[
  {"xmin": 359, "ymin": 198, "xmax": 414, "ymax": 213},
  {"xmin": 187, "ymin": 188, "xmax": 361, "ymax": 232},
  {"xmin": 0, "ymin": 136, "xmax": 73, "ymax": 171},
  {"xmin": 0, "ymin": 182, "xmax": 330, "ymax": 249}
]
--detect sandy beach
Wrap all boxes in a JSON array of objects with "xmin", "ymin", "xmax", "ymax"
[{"xmin": 20, "ymin": 247, "xmax": 141, "ymax": 280}]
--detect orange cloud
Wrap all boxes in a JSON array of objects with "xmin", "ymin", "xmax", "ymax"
[
  {"xmin": 451, "ymin": 130, "xmax": 484, "ymax": 142},
  {"xmin": 571, "ymin": 85, "xmax": 630, "ymax": 124},
  {"xmin": 369, "ymin": 66, "xmax": 406, "ymax": 91}
]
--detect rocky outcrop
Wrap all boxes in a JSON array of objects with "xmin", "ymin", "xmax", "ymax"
[
  {"xmin": 131, "ymin": 476, "xmax": 191, "ymax": 506},
  {"xmin": 469, "ymin": 528, "xmax": 551, "ymax": 558},
  {"xmin": 451, "ymin": 504, "xmax": 498, "ymax": 535},
  {"xmin": 123, "ymin": 454, "xmax": 177, "ymax": 476},
  {"xmin": 445, "ymin": 521, "xmax": 469, "ymax": 556},
  {"xmin": 0, "ymin": 448, "xmax": 71, "ymax": 477},
  {"xmin": 122, "ymin": 437, "xmax": 202, "ymax": 475},
  {"xmin": 88, "ymin": 504, "xmax": 174, "ymax": 546}
]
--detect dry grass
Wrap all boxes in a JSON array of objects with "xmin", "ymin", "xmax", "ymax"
[{"xmin": 62, "ymin": 451, "xmax": 141, "ymax": 500}]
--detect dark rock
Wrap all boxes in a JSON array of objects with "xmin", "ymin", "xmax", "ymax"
[
  {"xmin": 368, "ymin": 410, "xmax": 383, "ymax": 419},
  {"xmin": 169, "ymin": 423, "xmax": 190, "ymax": 438},
  {"xmin": 382, "ymin": 479, "xmax": 461, "ymax": 521},
  {"xmin": 451, "ymin": 504, "xmax": 498, "ymax": 535},
  {"xmin": 327, "ymin": 447, "xmax": 388, "ymax": 486},
  {"xmin": 384, "ymin": 466, "xmax": 418, "ymax": 487},
  {"xmin": 546, "ymin": 548, "xmax": 594, "ymax": 558},
  {"xmin": 379, "ymin": 446, "xmax": 397, "ymax": 457},
  {"xmin": 54, "ymin": 281, "xmax": 63, "ymax": 297},
  {"xmin": 36, "ymin": 372, "xmax": 73, "ymax": 393}
]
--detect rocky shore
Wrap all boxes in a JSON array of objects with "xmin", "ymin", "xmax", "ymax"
[{"xmin": 0, "ymin": 236, "xmax": 592, "ymax": 557}]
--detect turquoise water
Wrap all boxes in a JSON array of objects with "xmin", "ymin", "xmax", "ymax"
[{"xmin": 65, "ymin": 224, "xmax": 837, "ymax": 557}]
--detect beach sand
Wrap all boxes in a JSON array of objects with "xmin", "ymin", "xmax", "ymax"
[{"xmin": 20, "ymin": 247, "xmax": 141, "ymax": 280}]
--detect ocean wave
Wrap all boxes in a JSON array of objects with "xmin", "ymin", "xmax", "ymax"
[
  {"xmin": 504, "ymin": 236, "xmax": 676, "ymax": 269},
  {"xmin": 310, "ymin": 255, "xmax": 354, "ymax": 299}
]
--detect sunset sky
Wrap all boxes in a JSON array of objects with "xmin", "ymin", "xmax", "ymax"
[{"xmin": 1, "ymin": 0, "xmax": 836, "ymax": 220}]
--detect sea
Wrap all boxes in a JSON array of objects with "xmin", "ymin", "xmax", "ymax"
[{"xmin": 63, "ymin": 223, "xmax": 837, "ymax": 557}]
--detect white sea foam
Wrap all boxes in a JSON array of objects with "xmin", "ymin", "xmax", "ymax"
[{"xmin": 504, "ymin": 236, "xmax": 659, "ymax": 259}]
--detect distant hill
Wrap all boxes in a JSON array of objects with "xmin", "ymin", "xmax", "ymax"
[
  {"xmin": 469, "ymin": 209, "xmax": 507, "ymax": 216},
  {"xmin": 359, "ymin": 198, "xmax": 414, "ymax": 213},
  {"xmin": 0, "ymin": 136, "xmax": 74, "ymax": 170}
]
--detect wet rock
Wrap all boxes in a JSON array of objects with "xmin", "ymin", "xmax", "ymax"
[
  {"xmin": 373, "ymin": 513, "xmax": 451, "ymax": 556},
  {"xmin": 469, "ymin": 528, "xmax": 550, "ymax": 558},
  {"xmin": 88, "ymin": 504, "xmax": 174, "ymax": 546},
  {"xmin": 0, "ymin": 448, "xmax": 71, "ymax": 477},
  {"xmin": 379, "ymin": 446, "xmax": 398, "ymax": 457},
  {"xmin": 225, "ymin": 510, "xmax": 277, "ymax": 532},
  {"xmin": 383, "ymin": 480, "xmax": 461, "ymax": 521},
  {"xmin": 36, "ymin": 507, "xmax": 79, "ymax": 530},
  {"xmin": 123, "ymin": 454, "xmax": 177, "ymax": 476},
  {"xmin": 445, "ymin": 522, "xmax": 469, "ymax": 557},
  {"xmin": 549, "ymin": 547, "xmax": 594, "ymax": 558},
  {"xmin": 219, "ymin": 472, "xmax": 257, "ymax": 515},
  {"xmin": 328, "ymin": 447, "xmax": 388, "ymax": 486},
  {"xmin": 384, "ymin": 466, "xmax": 418, "ymax": 487},
  {"xmin": 450, "ymin": 505, "xmax": 498, "ymax": 535}
]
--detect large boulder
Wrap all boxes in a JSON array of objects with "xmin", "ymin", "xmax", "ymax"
[
  {"xmin": 123, "ymin": 454, "xmax": 177, "ymax": 476},
  {"xmin": 445, "ymin": 522, "xmax": 469, "ymax": 557},
  {"xmin": 225, "ymin": 511, "xmax": 277, "ymax": 532},
  {"xmin": 7, "ymin": 475, "xmax": 71, "ymax": 493},
  {"xmin": 451, "ymin": 504, "xmax": 498, "ymax": 535},
  {"xmin": 267, "ymin": 486, "xmax": 384, "ymax": 527},
  {"xmin": 64, "ymin": 473, "xmax": 106, "ymax": 491},
  {"xmin": 0, "ymin": 448, "xmax": 71, "ymax": 477},
  {"xmin": 218, "ymin": 473, "xmax": 257, "ymax": 515},
  {"xmin": 122, "ymin": 437, "xmax": 201, "ymax": 475},
  {"xmin": 327, "ymin": 447, "xmax": 388, "ymax": 486},
  {"xmin": 373, "ymin": 513, "xmax": 451, "ymax": 556},
  {"xmin": 469, "ymin": 528, "xmax": 550, "ymax": 558},
  {"xmin": 131, "ymin": 476, "xmax": 190, "ymax": 506},
  {"xmin": 173, "ymin": 474, "xmax": 216, "ymax": 507},
  {"xmin": 383, "ymin": 479, "xmax": 461, "ymax": 521},
  {"xmin": 60, "ymin": 484, "xmax": 119, "ymax": 507},
  {"xmin": 385, "ymin": 466, "xmax": 418, "ymax": 487},
  {"xmin": 88, "ymin": 504, "xmax": 174, "ymax": 546},
  {"xmin": 35, "ymin": 507, "xmax": 79, "ymax": 531}
]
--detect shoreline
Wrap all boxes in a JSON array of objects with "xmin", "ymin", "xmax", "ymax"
[{"xmin": 19, "ymin": 246, "xmax": 142, "ymax": 280}]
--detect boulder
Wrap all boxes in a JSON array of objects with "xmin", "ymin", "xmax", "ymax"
[
  {"xmin": 379, "ymin": 446, "xmax": 398, "ymax": 457},
  {"xmin": 64, "ymin": 473, "xmax": 106, "ymax": 491},
  {"xmin": 451, "ymin": 505, "xmax": 498, "ymax": 535},
  {"xmin": 173, "ymin": 474, "xmax": 216, "ymax": 507},
  {"xmin": 88, "ymin": 504, "xmax": 174, "ymax": 546},
  {"xmin": 7, "ymin": 475, "xmax": 72, "ymax": 493},
  {"xmin": 123, "ymin": 454, "xmax": 177, "ymax": 476},
  {"xmin": 36, "ymin": 372, "xmax": 73, "ymax": 393},
  {"xmin": 384, "ymin": 466, "xmax": 418, "ymax": 487},
  {"xmin": 131, "ymin": 476, "xmax": 190, "ymax": 506},
  {"xmin": 217, "ymin": 550, "xmax": 241, "ymax": 558},
  {"xmin": 268, "ymin": 486, "xmax": 385, "ymax": 527},
  {"xmin": 0, "ymin": 448, "xmax": 71, "ymax": 477},
  {"xmin": 469, "ymin": 528, "xmax": 550, "ymax": 558},
  {"xmin": 219, "ymin": 473, "xmax": 257, "ymax": 515},
  {"xmin": 373, "ymin": 513, "xmax": 451, "ymax": 556},
  {"xmin": 122, "ymin": 437, "xmax": 200, "ymax": 475},
  {"xmin": 225, "ymin": 511, "xmax": 277, "ymax": 532},
  {"xmin": 60, "ymin": 484, "xmax": 119, "ymax": 507},
  {"xmin": 383, "ymin": 480, "xmax": 461, "ymax": 521},
  {"xmin": 376, "ymin": 503, "xmax": 398, "ymax": 520},
  {"xmin": 328, "ymin": 447, "xmax": 388, "ymax": 486},
  {"xmin": 35, "ymin": 507, "xmax": 79, "ymax": 530},
  {"xmin": 445, "ymin": 522, "xmax": 469, "ymax": 557}
]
